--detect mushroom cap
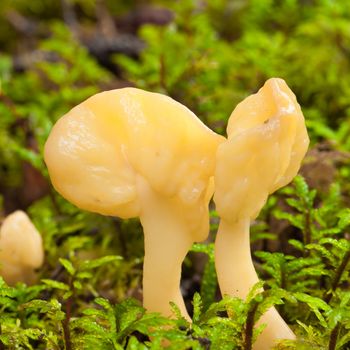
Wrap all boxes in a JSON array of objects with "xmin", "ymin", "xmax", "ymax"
[
  {"xmin": 214, "ymin": 78, "xmax": 309, "ymax": 222},
  {"xmin": 45, "ymin": 88, "xmax": 224, "ymax": 238},
  {"xmin": 0, "ymin": 210, "xmax": 44, "ymax": 284}
]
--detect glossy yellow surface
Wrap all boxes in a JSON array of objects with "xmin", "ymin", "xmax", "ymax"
[
  {"xmin": 45, "ymin": 88, "xmax": 223, "ymax": 239},
  {"xmin": 215, "ymin": 78, "xmax": 309, "ymax": 222},
  {"xmin": 0, "ymin": 210, "xmax": 43, "ymax": 285}
]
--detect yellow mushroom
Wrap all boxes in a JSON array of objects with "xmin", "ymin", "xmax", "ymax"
[
  {"xmin": 44, "ymin": 88, "xmax": 224, "ymax": 319},
  {"xmin": 214, "ymin": 78, "xmax": 309, "ymax": 349},
  {"xmin": 0, "ymin": 210, "xmax": 44, "ymax": 285}
]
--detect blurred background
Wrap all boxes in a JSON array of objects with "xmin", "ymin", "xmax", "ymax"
[
  {"xmin": 1, "ymin": 0, "xmax": 350, "ymax": 213},
  {"xmin": 0, "ymin": 0, "xmax": 350, "ymax": 316}
]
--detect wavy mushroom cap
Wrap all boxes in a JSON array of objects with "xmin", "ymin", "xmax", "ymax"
[
  {"xmin": 214, "ymin": 78, "xmax": 309, "ymax": 222},
  {"xmin": 45, "ymin": 88, "xmax": 224, "ymax": 239},
  {"xmin": 0, "ymin": 211, "xmax": 44, "ymax": 284}
]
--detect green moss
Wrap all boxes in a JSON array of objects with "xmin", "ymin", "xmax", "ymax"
[{"xmin": 0, "ymin": 1, "xmax": 350, "ymax": 348}]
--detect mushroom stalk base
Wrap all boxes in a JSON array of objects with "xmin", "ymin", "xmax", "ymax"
[
  {"xmin": 138, "ymin": 179, "xmax": 192, "ymax": 320},
  {"xmin": 215, "ymin": 219, "xmax": 295, "ymax": 350}
]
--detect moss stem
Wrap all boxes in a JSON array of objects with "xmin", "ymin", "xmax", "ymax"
[
  {"xmin": 244, "ymin": 301, "xmax": 259, "ymax": 350},
  {"xmin": 324, "ymin": 248, "xmax": 350, "ymax": 304},
  {"xmin": 328, "ymin": 323, "xmax": 340, "ymax": 350}
]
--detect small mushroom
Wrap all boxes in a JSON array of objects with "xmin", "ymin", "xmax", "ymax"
[
  {"xmin": 214, "ymin": 78, "xmax": 309, "ymax": 349},
  {"xmin": 44, "ymin": 88, "xmax": 224, "ymax": 319},
  {"xmin": 0, "ymin": 210, "xmax": 44, "ymax": 285}
]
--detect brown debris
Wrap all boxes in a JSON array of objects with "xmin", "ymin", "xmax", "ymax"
[{"xmin": 300, "ymin": 141, "xmax": 350, "ymax": 193}]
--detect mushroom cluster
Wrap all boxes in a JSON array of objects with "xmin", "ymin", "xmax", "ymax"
[
  {"xmin": 0, "ymin": 210, "xmax": 44, "ymax": 285},
  {"xmin": 44, "ymin": 78, "xmax": 309, "ymax": 347}
]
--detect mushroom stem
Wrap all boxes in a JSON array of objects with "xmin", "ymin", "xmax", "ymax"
[
  {"xmin": 215, "ymin": 219, "xmax": 295, "ymax": 350},
  {"xmin": 138, "ymin": 177, "xmax": 192, "ymax": 320}
]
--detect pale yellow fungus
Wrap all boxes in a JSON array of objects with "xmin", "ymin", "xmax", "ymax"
[
  {"xmin": 0, "ymin": 210, "xmax": 44, "ymax": 285},
  {"xmin": 214, "ymin": 78, "xmax": 309, "ymax": 349},
  {"xmin": 44, "ymin": 88, "xmax": 224, "ymax": 319}
]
